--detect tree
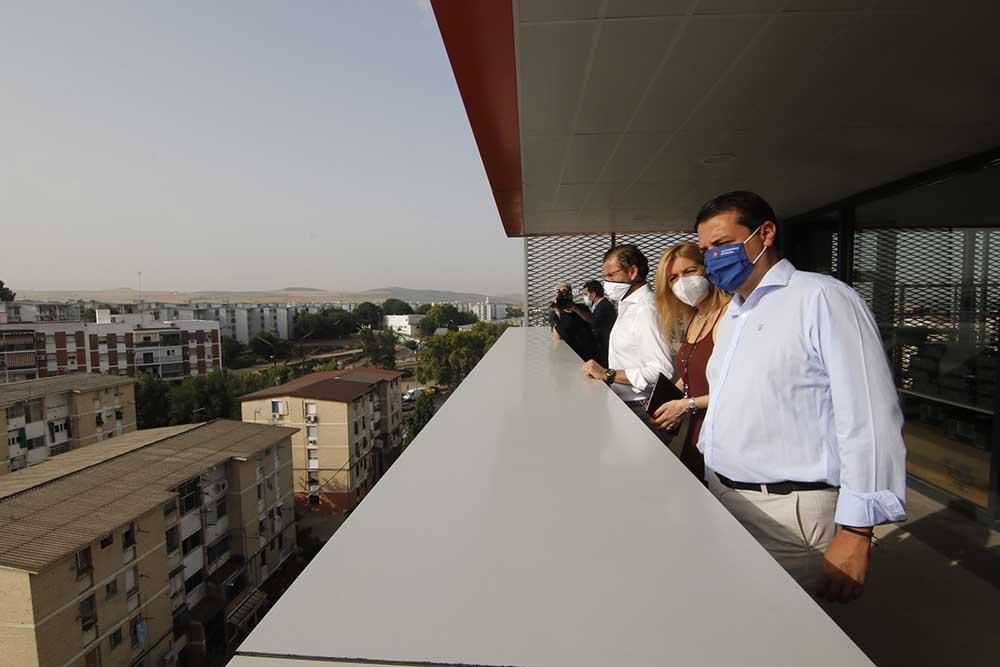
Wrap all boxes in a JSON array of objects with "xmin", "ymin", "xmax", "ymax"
[
  {"xmin": 419, "ymin": 304, "xmax": 478, "ymax": 335},
  {"xmin": 416, "ymin": 322, "xmax": 510, "ymax": 386},
  {"xmin": 382, "ymin": 298, "xmax": 413, "ymax": 315},
  {"xmin": 0, "ymin": 280, "xmax": 14, "ymax": 302},
  {"xmin": 136, "ymin": 372, "xmax": 171, "ymax": 429},
  {"xmin": 166, "ymin": 370, "xmax": 237, "ymax": 425},
  {"xmin": 294, "ymin": 308, "xmax": 358, "ymax": 340},
  {"xmin": 510, "ymin": 306, "xmax": 524, "ymax": 318},
  {"xmin": 408, "ymin": 393, "xmax": 435, "ymax": 442},
  {"xmin": 221, "ymin": 336, "xmax": 255, "ymax": 369},
  {"xmin": 361, "ymin": 329, "xmax": 397, "ymax": 370},
  {"xmin": 415, "ymin": 303, "xmax": 433, "ymax": 315},
  {"xmin": 251, "ymin": 332, "xmax": 292, "ymax": 362},
  {"xmin": 353, "ymin": 302, "xmax": 383, "ymax": 329}
]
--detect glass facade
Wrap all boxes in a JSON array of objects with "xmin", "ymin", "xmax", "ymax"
[{"xmin": 787, "ymin": 160, "xmax": 1000, "ymax": 517}]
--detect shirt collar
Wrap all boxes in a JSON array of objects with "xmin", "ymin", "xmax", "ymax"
[
  {"xmin": 620, "ymin": 283, "xmax": 651, "ymax": 307},
  {"xmin": 729, "ymin": 259, "xmax": 796, "ymax": 312}
]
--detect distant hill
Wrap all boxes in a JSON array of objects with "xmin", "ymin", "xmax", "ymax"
[
  {"xmin": 17, "ymin": 286, "xmax": 522, "ymax": 306},
  {"xmin": 361, "ymin": 287, "xmax": 519, "ymax": 304}
]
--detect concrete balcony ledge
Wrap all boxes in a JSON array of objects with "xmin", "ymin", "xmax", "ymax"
[{"xmin": 232, "ymin": 328, "xmax": 871, "ymax": 667}]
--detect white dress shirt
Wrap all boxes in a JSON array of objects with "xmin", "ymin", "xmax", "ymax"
[
  {"xmin": 607, "ymin": 284, "xmax": 675, "ymax": 401},
  {"xmin": 698, "ymin": 259, "xmax": 907, "ymax": 527}
]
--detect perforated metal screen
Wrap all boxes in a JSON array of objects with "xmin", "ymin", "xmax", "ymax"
[
  {"xmin": 852, "ymin": 228, "xmax": 999, "ymax": 417},
  {"xmin": 525, "ymin": 232, "xmax": 697, "ymax": 325}
]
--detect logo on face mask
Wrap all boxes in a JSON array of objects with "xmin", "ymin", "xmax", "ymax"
[{"xmin": 704, "ymin": 226, "xmax": 766, "ymax": 292}]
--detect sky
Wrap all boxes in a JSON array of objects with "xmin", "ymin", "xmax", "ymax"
[{"xmin": 0, "ymin": 1, "xmax": 523, "ymax": 297}]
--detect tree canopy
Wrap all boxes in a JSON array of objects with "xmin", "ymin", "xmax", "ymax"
[
  {"xmin": 381, "ymin": 298, "xmax": 413, "ymax": 315},
  {"xmin": 407, "ymin": 393, "xmax": 435, "ymax": 445},
  {"xmin": 353, "ymin": 302, "xmax": 383, "ymax": 329},
  {"xmin": 293, "ymin": 308, "xmax": 357, "ymax": 340},
  {"xmin": 416, "ymin": 322, "xmax": 509, "ymax": 386},
  {"xmin": 251, "ymin": 332, "xmax": 293, "ymax": 361},
  {"xmin": 415, "ymin": 303, "xmax": 433, "ymax": 315},
  {"xmin": 0, "ymin": 280, "xmax": 16, "ymax": 302},
  {"xmin": 419, "ymin": 304, "xmax": 478, "ymax": 334},
  {"xmin": 360, "ymin": 329, "xmax": 397, "ymax": 370}
]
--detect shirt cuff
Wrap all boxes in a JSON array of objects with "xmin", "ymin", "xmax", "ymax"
[
  {"xmin": 834, "ymin": 487, "xmax": 906, "ymax": 527},
  {"xmin": 623, "ymin": 368, "xmax": 649, "ymax": 392}
]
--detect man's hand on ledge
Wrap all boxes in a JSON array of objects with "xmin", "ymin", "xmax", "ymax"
[
  {"xmin": 817, "ymin": 527, "xmax": 872, "ymax": 603},
  {"xmin": 582, "ymin": 360, "xmax": 606, "ymax": 380}
]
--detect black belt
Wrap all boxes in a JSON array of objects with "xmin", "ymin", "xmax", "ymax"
[{"xmin": 714, "ymin": 472, "xmax": 835, "ymax": 496}]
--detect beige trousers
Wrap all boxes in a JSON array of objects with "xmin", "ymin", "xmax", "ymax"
[{"xmin": 707, "ymin": 470, "xmax": 838, "ymax": 592}]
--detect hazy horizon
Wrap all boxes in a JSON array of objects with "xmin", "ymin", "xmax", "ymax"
[{"xmin": 1, "ymin": 1, "xmax": 523, "ymax": 296}]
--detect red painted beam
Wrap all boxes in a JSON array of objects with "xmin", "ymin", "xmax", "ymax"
[{"xmin": 432, "ymin": 0, "xmax": 523, "ymax": 237}]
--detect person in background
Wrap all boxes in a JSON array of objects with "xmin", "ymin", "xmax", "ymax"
[
  {"xmin": 694, "ymin": 190, "xmax": 906, "ymax": 602},
  {"xmin": 570, "ymin": 279, "xmax": 616, "ymax": 367},
  {"xmin": 650, "ymin": 241, "xmax": 730, "ymax": 481},
  {"xmin": 549, "ymin": 283, "xmax": 598, "ymax": 362},
  {"xmin": 582, "ymin": 245, "xmax": 675, "ymax": 443}
]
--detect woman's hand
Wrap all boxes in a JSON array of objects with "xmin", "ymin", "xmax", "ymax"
[{"xmin": 652, "ymin": 399, "xmax": 687, "ymax": 431}]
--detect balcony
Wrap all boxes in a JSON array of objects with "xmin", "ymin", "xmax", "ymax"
[{"xmin": 230, "ymin": 328, "xmax": 871, "ymax": 667}]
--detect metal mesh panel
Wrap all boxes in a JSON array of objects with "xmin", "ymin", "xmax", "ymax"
[
  {"xmin": 525, "ymin": 232, "xmax": 696, "ymax": 326},
  {"xmin": 852, "ymin": 228, "xmax": 998, "ymax": 415}
]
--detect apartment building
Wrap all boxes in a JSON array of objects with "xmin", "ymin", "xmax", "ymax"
[
  {"xmin": 330, "ymin": 368, "xmax": 404, "ymax": 479},
  {"xmin": 471, "ymin": 299, "xmax": 509, "ymax": 322},
  {"xmin": 0, "ymin": 420, "xmax": 297, "ymax": 667},
  {"xmin": 0, "ymin": 320, "xmax": 221, "ymax": 384},
  {"xmin": 0, "ymin": 301, "xmax": 82, "ymax": 324},
  {"xmin": 1, "ymin": 374, "xmax": 137, "ymax": 474},
  {"xmin": 188, "ymin": 305, "xmax": 251, "ymax": 345},
  {"xmin": 241, "ymin": 371, "xmax": 391, "ymax": 512}
]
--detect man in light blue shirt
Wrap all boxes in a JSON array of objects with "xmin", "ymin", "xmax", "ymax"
[{"xmin": 696, "ymin": 191, "xmax": 906, "ymax": 603}]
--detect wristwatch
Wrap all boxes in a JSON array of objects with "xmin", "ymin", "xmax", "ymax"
[
  {"xmin": 604, "ymin": 368, "xmax": 616, "ymax": 385},
  {"xmin": 687, "ymin": 398, "xmax": 697, "ymax": 415}
]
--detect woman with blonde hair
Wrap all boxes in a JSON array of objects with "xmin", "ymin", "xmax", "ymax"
[{"xmin": 651, "ymin": 241, "xmax": 730, "ymax": 480}]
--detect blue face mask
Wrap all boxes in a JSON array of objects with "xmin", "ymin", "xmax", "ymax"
[{"xmin": 704, "ymin": 226, "xmax": 766, "ymax": 292}]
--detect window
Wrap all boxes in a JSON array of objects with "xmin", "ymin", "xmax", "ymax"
[
  {"xmin": 354, "ymin": 421, "xmax": 359, "ymax": 436},
  {"xmin": 163, "ymin": 500, "xmax": 176, "ymax": 516},
  {"xmin": 165, "ymin": 526, "xmax": 179, "ymax": 554},
  {"xmin": 256, "ymin": 483, "xmax": 263, "ymax": 500},
  {"xmin": 76, "ymin": 547, "xmax": 93, "ymax": 579},
  {"xmin": 26, "ymin": 435, "xmax": 45, "ymax": 450},
  {"xmin": 278, "ymin": 532, "xmax": 285, "ymax": 551},
  {"xmin": 177, "ymin": 478, "xmax": 202, "ymax": 514},
  {"xmin": 142, "ymin": 352, "xmax": 154, "ymax": 364},
  {"xmin": 110, "ymin": 627, "xmax": 123, "ymax": 650},
  {"xmin": 100, "ymin": 534, "xmax": 114, "ymax": 549},
  {"xmin": 271, "ymin": 400, "xmax": 281, "ymax": 415},
  {"xmin": 125, "ymin": 566, "xmax": 138, "ymax": 595},
  {"xmin": 260, "ymin": 547, "xmax": 267, "ymax": 568},
  {"xmin": 105, "ymin": 579, "xmax": 118, "ymax": 599},
  {"xmin": 95, "ymin": 413, "xmax": 104, "ymax": 427},
  {"xmin": 308, "ymin": 450, "xmax": 318, "ymax": 462},
  {"xmin": 181, "ymin": 531, "xmax": 202, "ymax": 556},
  {"xmin": 362, "ymin": 415, "xmax": 367, "ymax": 428},
  {"xmin": 305, "ymin": 402, "xmax": 317, "ymax": 416},
  {"xmin": 129, "ymin": 615, "xmax": 144, "ymax": 649},
  {"xmin": 122, "ymin": 523, "xmax": 136, "ymax": 550},
  {"xmin": 266, "ymin": 476, "xmax": 274, "ymax": 490},
  {"xmin": 184, "ymin": 569, "xmax": 203, "ymax": 593},
  {"xmin": 207, "ymin": 535, "xmax": 232, "ymax": 565},
  {"xmin": 216, "ymin": 497, "xmax": 227, "ymax": 519},
  {"xmin": 79, "ymin": 595, "xmax": 97, "ymax": 632},
  {"xmin": 306, "ymin": 425, "xmax": 317, "ymax": 440},
  {"xmin": 258, "ymin": 518, "xmax": 266, "ymax": 538}
]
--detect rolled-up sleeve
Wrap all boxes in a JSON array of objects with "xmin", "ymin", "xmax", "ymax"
[
  {"xmin": 623, "ymin": 307, "xmax": 675, "ymax": 392},
  {"xmin": 813, "ymin": 285, "xmax": 907, "ymax": 527}
]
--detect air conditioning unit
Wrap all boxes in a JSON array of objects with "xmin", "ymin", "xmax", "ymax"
[
  {"xmin": 216, "ymin": 480, "xmax": 229, "ymax": 495},
  {"xmin": 305, "ymin": 414, "xmax": 317, "ymax": 424}
]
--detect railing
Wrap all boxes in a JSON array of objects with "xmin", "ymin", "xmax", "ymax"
[{"xmin": 230, "ymin": 328, "xmax": 873, "ymax": 667}]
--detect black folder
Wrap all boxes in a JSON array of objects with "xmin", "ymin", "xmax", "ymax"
[{"xmin": 645, "ymin": 373, "xmax": 684, "ymax": 418}]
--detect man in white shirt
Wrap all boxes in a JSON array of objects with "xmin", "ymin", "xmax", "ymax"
[
  {"xmin": 582, "ymin": 245, "xmax": 675, "ymax": 442},
  {"xmin": 695, "ymin": 191, "xmax": 907, "ymax": 603}
]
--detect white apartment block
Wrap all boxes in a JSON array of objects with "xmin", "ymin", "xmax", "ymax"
[{"xmin": 384, "ymin": 314, "xmax": 425, "ymax": 336}]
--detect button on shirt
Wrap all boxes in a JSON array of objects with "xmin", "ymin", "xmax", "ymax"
[
  {"xmin": 698, "ymin": 259, "xmax": 907, "ymax": 527},
  {"xmin": 607, "ymin": 284, "xmax": 675, "ymax": 401}
]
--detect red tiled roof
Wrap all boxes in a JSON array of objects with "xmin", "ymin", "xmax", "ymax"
[{"xmin": 238, "ymin": 371, "xmax": 375, "ymax": 403}]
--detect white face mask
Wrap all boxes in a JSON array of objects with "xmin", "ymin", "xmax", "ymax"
[
  {"xmin": 583, "ymin": 295, "xmax": 593, "ymax": 308},
  {"xmin": 671, "ymin": 275, "xmax": 710, "ymax": 307},
  {"xmin": 603, "ymin": 280, "xmax": 631, "ymax": 303}
]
